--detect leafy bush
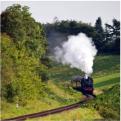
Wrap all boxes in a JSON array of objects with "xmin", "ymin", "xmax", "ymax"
[
  {"xmin": 1, "ymin": 4, "xmax": 48, "ymax": 104},
  {"xmin": 86, "ymin": 84, "xmax": 120, "ymax": 120}
]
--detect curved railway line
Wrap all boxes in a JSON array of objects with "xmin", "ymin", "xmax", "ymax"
[{"xmin": 2, "ymin": 97, "xmax": 93, "ymax": 121}]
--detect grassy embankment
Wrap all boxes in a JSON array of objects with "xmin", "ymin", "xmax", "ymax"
[{"xmin": 1, "ymin": 55, "xmax": 120, "ymax": 120}]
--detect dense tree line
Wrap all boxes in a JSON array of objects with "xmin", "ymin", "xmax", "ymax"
[
  {"xmin": 44, "ymin": 17, "xmax": 120, "ymax": 54},
  {"xmin": 1, "ymin": 4, "xmax": 48, "ymax": 105}
]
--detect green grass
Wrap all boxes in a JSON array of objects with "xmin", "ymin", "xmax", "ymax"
[
  {"xmin": 94, "ymin": 77, "xmax": 119, "ymax": 88},
  {"xmin": 1, "ymin": 95, "xmax": 61, "ymax": 119},
  {"xmin": 1, "ymin": 81, "xmax": 82, "ymax": 119},
  {"xmin": 93, "ymin": 55, "xmax": 120, "ymax": 79},
  {"xmin": 26, "ymin": 107, "xmax": 102, "ymax": 121},
  {"xmin": 1, "ymin": 55, "xmax": 120, "ymax": 120}
]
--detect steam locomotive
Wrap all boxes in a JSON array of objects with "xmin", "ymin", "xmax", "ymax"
[{"xmin": 71, "ymin": 75, "xmax": 96, "ymax": 97}]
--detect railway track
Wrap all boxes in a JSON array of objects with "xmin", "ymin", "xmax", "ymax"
[{"xmin": 2, "ymin": 97, "xmax": 93, "ymax": 121}]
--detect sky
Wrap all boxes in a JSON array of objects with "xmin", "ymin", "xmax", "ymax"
[{"xmin": 1, "ymin": 1, "xmax": 120, "ymax": 26}]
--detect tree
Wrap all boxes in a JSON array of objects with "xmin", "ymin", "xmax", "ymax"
[
  {"xmin": 93, "ymin": 17, "xmax": 105, "ymax": 53},
  {"xmin": 1, "ymin": 4, "xmax": 26, "ymax": 42},
  {"xmin": 1, "ymin": 4, "xmax": 47, "ymax": 58},
  {"xmin": 105, "ymin": 19, "xmax": 120, "ymax": 54}
]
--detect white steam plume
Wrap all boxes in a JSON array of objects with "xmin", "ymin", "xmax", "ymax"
[{"xmin": 54, "ymin": 33, "xmax": 97, "ymax": 75}]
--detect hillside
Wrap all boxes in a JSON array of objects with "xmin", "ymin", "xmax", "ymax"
[
  {"xmin": 1, "ymin": 55, "xmax": 120, "ymax": 120},
  {"xmin": 28, "ymin": 55, "xmax": 120, "ymax": 121},
  {"xmin": 49, "ymin": 55, "xmax": 119, "ymax": 88}
]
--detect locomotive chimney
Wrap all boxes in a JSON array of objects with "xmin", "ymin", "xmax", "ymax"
[{"xmin": 84, "ymin": 74, "xmax": 89, "ymax": 79}]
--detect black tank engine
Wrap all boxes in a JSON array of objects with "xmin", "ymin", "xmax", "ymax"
[{"xmin": 71, "ymin": 75, "xmax": 96, "ymax": 97}]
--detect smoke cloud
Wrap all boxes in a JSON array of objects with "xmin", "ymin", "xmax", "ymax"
[
  {"xmin": 54, "ymin": 33, "xmax": 97, "ymax": 75},
  {"xmin": 47, "ymin": 31, "xmax": 67, "ymax": 54}
]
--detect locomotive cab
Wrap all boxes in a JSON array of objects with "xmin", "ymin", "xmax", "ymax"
[{"xmin": 71, "ymin": 76, "xmax": 82, "ymax": 91}]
